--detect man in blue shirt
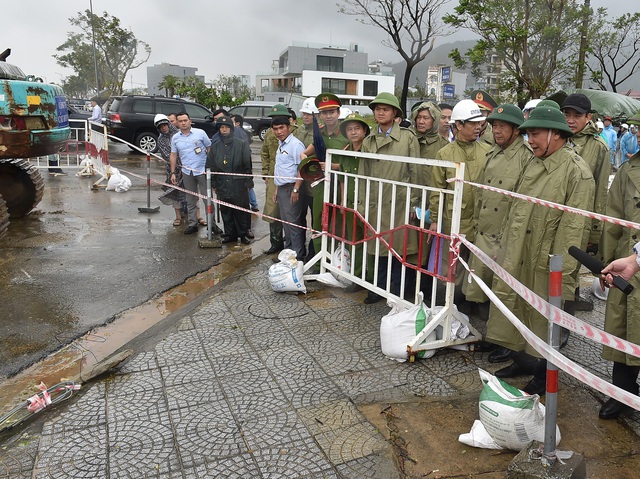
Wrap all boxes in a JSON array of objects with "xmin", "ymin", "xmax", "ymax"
[
  {"xmin": 170, "ymin": 112, "xmax": 212, "ymax": 235},
  {"xmin": 601, "ymin": 115, "xmax": 618, "ymax": 167},
  {"xmin": 271, "ymin": 105, "xmax": 306, "ymax": 260}
]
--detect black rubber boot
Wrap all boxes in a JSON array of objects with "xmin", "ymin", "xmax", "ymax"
[
  {"xmin": 523, "ymin": 359, "xmax": 547, "ymax": 395},
  {"xmin": 599, "ymin": 362, "xmax": 640, "ymax": 419},
  {"xmin": 495, "ymin": 352, "xmax": 540, "ymax": 378}
]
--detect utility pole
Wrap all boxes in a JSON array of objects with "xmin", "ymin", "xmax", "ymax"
[
  {"xmin": 89, "ymin": 0, "xmax": 100, "ymax": 98},
  {"xmin": 575, "ymin": 0, "xmax": 591, "ymax": 89}
]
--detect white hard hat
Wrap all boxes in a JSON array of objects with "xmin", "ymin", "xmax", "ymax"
[
  {"xmin": 339, "ymin": 106, "xmax": 353, "ymax": 120},
  {"xmin": 592, "ymin": 277, "xmax": 609, "ymax": 300},
  {"xmin": 450, "ymin": 99, "xmax": 484, "ymax": 124},
  {"xmin": 523, "ymin": 99, "xmax": 542, "ymax": 111},
  {"xmin": 300, "ymin": 97, "xmax": 318, "ymax": 114},
  {"xmin": 621, "ymin": 123, "xmax": 629, "ymax": 130},
  {"xmin": 154, "ymin": 113, "xmax": 170, "ymax": 127},
  {"xmin": 596, "ymin": 120, "xmax": 604, "ymax": 129}
]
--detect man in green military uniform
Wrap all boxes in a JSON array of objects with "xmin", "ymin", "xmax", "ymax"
[
  {"xmin": 486, "ymin": 106, "xmax": 595, "ymax": 395},
  {"xmin": 300, "ymin": 93, "xmax": 349, "ymax": 263},
  {"xmin": 598, "ymin": 136, "xmax": 640, "ymax": 419},
  {"xmin": 261, "ymin": 105, "xmax": 298, "ymax": 254},
  {"xmin": 430, "ymin": 99, "xmax": 491, "ymax": 295},
  {"xmin": 333, "ymin": 113, "xmax": 370, "ymax": 281},
  {"xmin": 471, "ymin": 90, "xmax": 497, "ymax": 145},
  {"xmin": 359, "ymin": 92, "xmax": 421, "ymax": 304},
  {"xmin": 295, "ymin": 98, "xmax": 317, "ymax": 238}
]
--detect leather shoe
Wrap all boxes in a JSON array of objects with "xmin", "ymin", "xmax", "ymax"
[
  {"xmin": 488, "ymin": 346, "xmax": 515, "ymax": 363},
  {"xmin": 240, "ymin": 236, "xmax": 251, "ymax": 245},
  {"xmin": 495, "ymin": 362, "xmax": 533, "ymax": 379},
  {"xmin": 264, "ymin": 244, "xmax": 283, "ymax": 255},
  {"xmin": 364, "ymin": 292, "xmax": 382, "ymax": 304},
  {"xmin": 222, "ymin": 236, "xmax": 236, "ymax": 244},
  {"xmin": 184, "ymin": 225, "xmax": 198, "ymax": 235},
  {"xmin": 469, "ymin": 341, "xmax": 498, "ymax": 353},
  {"xmin": 245, "ymin": 229, "xmax": 255, "ymax": 239},
  {"xmin": 599, "ymin": 398, "xmax": 630, "ymax": 419},
  {"xmin": 522, "ymin": 376, "xmax": 546, "ymax": 396},
  {"xmin": 251, "ymin": 206, "xmax": 260, "ymax": 212}
]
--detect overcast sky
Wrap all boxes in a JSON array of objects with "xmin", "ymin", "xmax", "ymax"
[{"xmin": 5, "ymin": 0, "xmax": 631, "ymax": 92}]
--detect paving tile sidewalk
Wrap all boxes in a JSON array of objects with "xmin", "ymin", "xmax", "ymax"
[{"xmin": 1, "ymin": 260, "xmax": 638, "ymax": 478}]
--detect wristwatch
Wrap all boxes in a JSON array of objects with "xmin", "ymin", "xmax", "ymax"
[
  {"xmin": 292, "ymin": 188, "xmax": 299, "ymax": 193},
  {"xmin": 634, "ymin": 242, "xmax": 640, "ymax": 268}
]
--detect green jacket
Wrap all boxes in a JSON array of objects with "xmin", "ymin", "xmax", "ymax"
[
  {"xmin": 570, "ymin": 120, "xmax": 611, "ymax": 248},
  {"xmin": 463, "ymin": 136, "xmax": 534, "ymax": 302},
  {"xmin": 410, "ymin": 102, "xmax": 450, "ymax": 188},
  {"xmin": 486, "ymin": 143, "xmax": 595, "ymax": 354},
  {"xmin": 359, "ymin": 123, "xmax": 421, "ymax": 256},
  {"xmin": 431, "ymin": 139, "xmax": 491, "ymax": 241},
  {"xmin": 600, "ymin": 154, "xmax": 640, "ymax": 365},
  {"xmin": 294, "ymin": 123, "xmax": 314, "ymax": 148}
]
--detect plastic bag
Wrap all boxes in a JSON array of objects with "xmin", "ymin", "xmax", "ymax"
[
  {"xmin": 380, "ymin": 293, "xmax": 436, "ymax": 362},
  {"xmin": 458, "ymin": 420, "xmax": 501, "ymax": 450},
  {"xmin": 268, "ymin": 249, "xmax": 306, "ymax": 293},
  {"xmin": 106, "ymin": 167, "xmax": 132, "ymax": 192},
  {"xmin": 474, "ymin": 369, "xmax": 560, "ymax": 451}
]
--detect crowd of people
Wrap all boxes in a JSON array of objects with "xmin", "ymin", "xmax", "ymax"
[{"xmin": 154, "ymin": 88, "xmax": 640, "ymax": 420}]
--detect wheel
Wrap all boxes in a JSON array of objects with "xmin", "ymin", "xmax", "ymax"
[
  {"xmin": 0, "ymin": 159, "xmax": 44, "ymax": 218},
  {"xmin": 135, "ymin": 132, "xmax": 158, "ymax": 153},
  {"xmin": 258, "ymin": 127, "xmax": 269, "ymax": 142},
  {"xmin": 0, "ymin": 196, "xmax": 9, "ymax": 238}
]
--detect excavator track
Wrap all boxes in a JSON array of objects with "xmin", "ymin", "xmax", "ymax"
[
  {"xmin": 0, "ymin": 196, "xmax": 8, "ymax": 238},
  {"xmin": 0, "ymin": 158, "xmax": 44, "ymax": 218}
]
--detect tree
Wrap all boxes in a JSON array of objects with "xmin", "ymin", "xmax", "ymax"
[
  {"xmin": 55, "ymin": 10, "xmax": 150, "ymax": 96},
  {"xmin": 445, "ymin": 0, "xmax": 584, "ymax": 104},
  {"xmin": 587, "ymin": 10, "xmax": 640, "ymax": 92},
  {"xmin": 61, "ymin": 75, "xmax": 90, "ymax": 98},
  {"xmin": 158, "ymin": 75, "xmax": 179, "ymax": 97},
  {"xmin": 338, "ymin": 0, "xmax": 450, "ymax": 116},
  {"xmin": 175, "ymin": 75, "xmax": 250, "ymax": 110}
]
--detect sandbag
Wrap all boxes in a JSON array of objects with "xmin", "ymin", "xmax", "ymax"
[
  {"xmin": 268, "ymin": 249, "xmax": 306, "ymax": 293},
  {"xmin": 330, "ymin": 244, "xmax": 352, "ymax": 287},
  {"xmin": 380, "ymin": 293, "xmax": 436, "ymax": 362},
  {"xmin": 106, "ymin": 167, "xmax": 132, "ymax": 192},
  {"xmin": 474, "ymin": 369, "xmax": 560, "ymax": 451}
]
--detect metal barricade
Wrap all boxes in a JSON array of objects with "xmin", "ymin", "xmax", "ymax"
[{"xmin": 305, "ymin": 148, "xmax": 482, "ymax": 356}]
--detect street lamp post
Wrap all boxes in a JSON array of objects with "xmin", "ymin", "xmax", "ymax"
[{"xmin": 89, "ymin": 0, "xmax": 100, "ymax": 98}]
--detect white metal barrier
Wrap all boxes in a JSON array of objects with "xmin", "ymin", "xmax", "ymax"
[{"xmin": 305, "ymin": 148, "xmax": 482, "ymax": 355}]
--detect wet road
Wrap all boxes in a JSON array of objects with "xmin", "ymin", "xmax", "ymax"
[{"xmin": 0, "ymin": 142, "xmax": 268, "ymax": 378}]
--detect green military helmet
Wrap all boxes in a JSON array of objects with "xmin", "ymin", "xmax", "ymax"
[
  {"xmin": 537, "ymin": 99, "xmax": 561, "ymax": 110},
  {"xmin": 267, "ymin": 104, "xmax": 291, "ymax": 117},
  {"xmin": 339, "ymin": 113, "xmax": 371, "ymax": 137},
  {"xmin": 518, "ymin": 106, "xmax": 574, "ymax": 136},
  {"xmin": 486, "ymin": 103, "xmax": 524, "ymax": 127},
  {"xmin": 369, "ymin": 92, "xmax": 403, "ymax": 118}
]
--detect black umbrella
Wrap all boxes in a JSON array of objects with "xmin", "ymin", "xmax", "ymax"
[{"xmin": 312, "ymin": 113, "xmax": 326, "ymax": 162}]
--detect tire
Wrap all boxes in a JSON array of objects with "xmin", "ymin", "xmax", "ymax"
[
  {"xmin": 135, "ymin": 132, "xmax": 158, "ymax": 153},
  {"xmin": 0, "ymin": 159, "xmax": 44, "ymax": 218},
  {"xmin": 0, "ymin": 196, "xmax": 9, "ymax": 238},
  {"xmin": 258, "ymin": 127, "xmax": 269, "ymax": 142}
]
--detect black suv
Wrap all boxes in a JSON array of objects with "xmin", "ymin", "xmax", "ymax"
[
  {"xmin": 227, "ymin": 103, "xmax": 277, "ymax": 141},
  {"xmin": 106, "ymin": 95, "xmax": 215, "ymax": 152}
]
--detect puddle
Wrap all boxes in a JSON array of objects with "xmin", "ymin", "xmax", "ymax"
[{"xmin": 0, "ymin": 237, "xmax": 268, "ymax": 413}]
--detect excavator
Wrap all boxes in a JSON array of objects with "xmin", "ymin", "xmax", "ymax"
[{"xmin": 0, "ymin": 48, "xmax": 70, "ymax": 236}]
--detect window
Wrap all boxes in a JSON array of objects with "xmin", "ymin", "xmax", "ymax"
[
  {"xmin": 317, "ymin": 55, "xmax": 344, "ymax": 72},
  {"xmin": 132, "ymin": 99, "xmax": 154, "ymax": 114},
  {"xmin": 184, "ymin": 103, "xmax": 211, "ymax": 120},
  {"xmin": 245, "ymin": 106, "xmax": 262, "ymax": 118},
  {"xmin": 158, "ymin": 102, "xmax": 179, "ymax": 115},
  {"xmin": 363, "ymin": 80, "xmax": 378, "ymax": 97},
  {"xmin": 321, "ymin": 78, "xmax": 346, "ymax": 95}
]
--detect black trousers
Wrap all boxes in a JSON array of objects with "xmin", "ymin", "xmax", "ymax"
[{"xmin": 220, "ymin": 192, "xmax": 250, "ymax": 239}]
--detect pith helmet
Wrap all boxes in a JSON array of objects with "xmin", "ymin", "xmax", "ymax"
[
  {"xmin": 518, "ymin": 106, "xmax": 574, "ymax": 136},
  {"xmin": 369, "ymin": 92, "xmax": 403, "ymax": 117},
  {"xmin": 267, "ymin": 104, "xmax": 291, "ymax": 117},
  {"xmin": 537, "ymin": 99, "xmax": 560, "ymax": 110},
  {"xmin": 315, "ymin": 93, "xmax": 342, "ymax": 111},
  {"xmin": 300, "ymin": 97, "xmax": 318, "ymax": 114},
  {"xmin": 216, "ymin": 115, "xmax": 234, "ymax": 130},
  {"xmin": 339, "ymin": 113, "xmax": 371, "ymax": 137},
  {"xmin": 450, "ymin": 99, "xmax": 484, "ymax": 123},
  {"xmin": 487, "ymin": 104, "xmax": 524, "ymax": 127},
  {"xmin": 523, "ymin": 99, "xmax": 542, "ymax": 112}
]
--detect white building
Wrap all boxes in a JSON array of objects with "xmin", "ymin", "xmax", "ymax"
[
  {"xmin": 426, "ymin": 65, "xmax": 467, "ymax": 103},
  {"xmin": 146, "ymin": 63, "xmax": 204, "ymax": 97},
  {"xmin": 255, "ymin": 42, "xmax": 395, "ymax": 112}
]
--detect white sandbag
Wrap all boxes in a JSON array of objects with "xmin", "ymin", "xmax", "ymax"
[
  {"xmin": 477, "ymin": 369, "xmax": 560, "ymax": 451},
  {"xmin": 330, "ymin": 244, "xmax": 352, "ymax": 287},
  {"xmin": 380, "ymin": 293, "xmax": 436, "ymax": 362},
  {"xmin": 458, "ymin": 420, "xmax": 501, "ymax": 450},
  {"xmin": 268, "ymin": 249, "xmax": 306, "ymax": 293},
  {"xmin": 105, "ymin": 167, "xmax": 132, "ymax": 192}
]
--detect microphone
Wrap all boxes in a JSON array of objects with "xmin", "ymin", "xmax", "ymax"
[{"xmin": 568, "ymin": 246, "xmax": 634, "ymax": 295}]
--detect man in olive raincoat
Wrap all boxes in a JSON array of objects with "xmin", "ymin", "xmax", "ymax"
[
  {"xmin": 486, "ymin": 106, "xmax": 594, "ymax": 395},
  {"xmin": 358, "ymin": 92, "xmax": 421, "ymax": 304}
]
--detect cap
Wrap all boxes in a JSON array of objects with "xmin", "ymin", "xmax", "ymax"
[
  {"xmin": 604, "ymin": 115, "xmax": 613, "ymax": 121},
  {"xmin": 315, "ymin": 93, "xmax": 342, "ymax": 111},
  {"xmin": 470, "ymin": 90, "xmax": 498, "ymax": 112},
  {"xmin": 518, "ymin": 106, "xmax": 574, "ymax": 136},
  {"xmin": 622, "ymin": 123, "xmax": 629, "ymax": 130},
  {"xmin": 215, "ymin": 115, "xmax": 234, "ymax": 130},
  {"xmin": 267, "ymin": 104, "xmax": 292, "ymax": 117},
  {"xmin": 486, "ymin": 104, "xmax": 525, "ymax": 127},
  {"xmin": 339, "ymin": 113, "xmax": 371, "ymax": 137},
  {"xmin": 561, "ymin": 93, "xmax": 591, "ymax": 114}
]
